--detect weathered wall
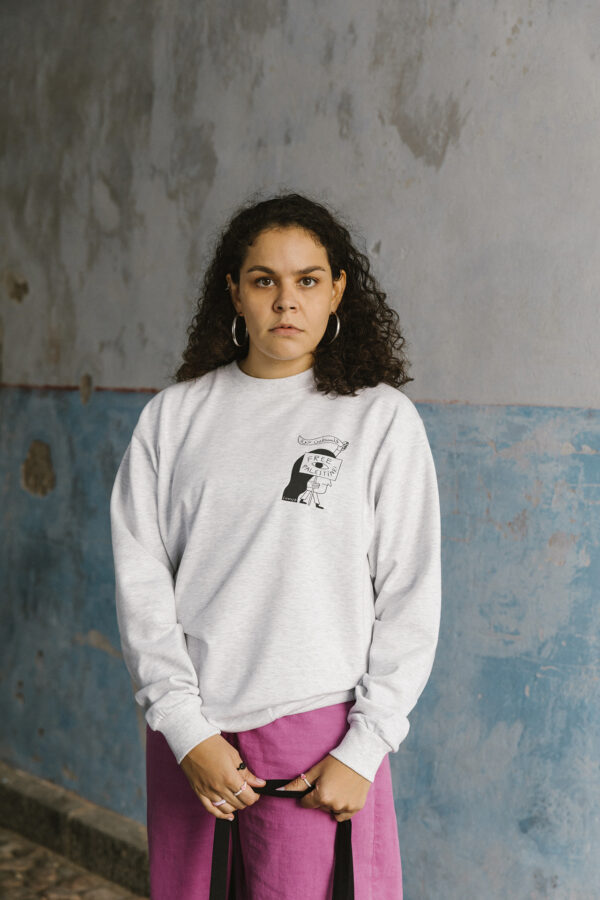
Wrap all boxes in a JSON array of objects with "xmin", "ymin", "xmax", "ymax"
[{"xmin": 1, "ymin": 2, "xmax": 599, "ymax": 897}]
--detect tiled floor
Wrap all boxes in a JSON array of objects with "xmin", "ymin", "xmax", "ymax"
[{"xmin": 0, "ymin": 826, "xmax": 148, "ymax": 899}]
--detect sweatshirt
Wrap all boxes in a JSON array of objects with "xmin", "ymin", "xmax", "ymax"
[{"xmin": 109, "ymin": 359, "xmax": 442, "ymax": 783}]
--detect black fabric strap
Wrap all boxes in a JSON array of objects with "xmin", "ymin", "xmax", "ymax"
[{"xmin": 209, "ymin": 778, "xmax": 354, "ymax": 899}]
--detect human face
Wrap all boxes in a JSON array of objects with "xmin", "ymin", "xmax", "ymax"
[{"xmin": 227, "ymin": 226, "xmax": 346, "ymax": 378}]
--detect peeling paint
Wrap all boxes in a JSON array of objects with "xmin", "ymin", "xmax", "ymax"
[
  {"xmin": 524, "ymin": 478, "xmax": 544, "ymax": 507},
  {"xmin": 73, "ymin": 629, "xmax": 121, "ymax": 659},
  {"xmin": 389, "ymin": 90, "xmax": 469, "ymax": 170},
  {"xmin": 92, "ymin": 178, "xmax": 121, "ymax": 233},
  {"xmin": 546, "ymin": 531, "xmax": 578, "ymax": 566},
  {"xmin": 79, "ymin": 373, "xmax": 93, "ymax": 405},
  {"xmin": 337, "ymin": 90, "xmax": 353, "ymax": 140},
  {"xmin": 4, "ymin": 270, "xmax": 29, "ymax": 303},
  {"xmin": 201, "ymin": 1, "xmax": 289, "ymax": 94},
  {"xmin": 321, "ymin": 28, "xmax": 335, "ymax": 68},
  {"xmin": 20, "ymin": 440, "xmax": 56, "ymax": 497},
  {"xmin": 370, "ymin": 5, "xmax": 469, "ymax": 169},
  {"xmin": 495, "ymin": 421, "xmax": 599, "ymax": 461},
  {"xmin": 505, "ymin": 507, "xmax": 528, "ymax": 539}
]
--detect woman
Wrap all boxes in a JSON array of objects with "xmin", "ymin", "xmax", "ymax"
[{"xmin": 110, "ymin": 191, "xmax": 442, "ymax": 898}]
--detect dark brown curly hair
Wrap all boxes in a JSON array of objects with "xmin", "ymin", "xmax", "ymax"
[{"xmin": 172, "ymin": 190, "xmax": 414, "ymax": 396}]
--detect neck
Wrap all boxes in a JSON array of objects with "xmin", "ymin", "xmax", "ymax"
[{"xmin": 238, "ymin": 350, "xmax": 314, "ymax": 380}]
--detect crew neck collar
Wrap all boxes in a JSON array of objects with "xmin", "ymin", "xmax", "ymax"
[{"xmin": 223, "ymin": 359, "xmax": 315, "ymax": 394}]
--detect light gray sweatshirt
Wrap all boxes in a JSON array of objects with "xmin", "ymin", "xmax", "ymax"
[{"xmin": 109, "ymin": 360, "xmax": 441, "ymax": 783}]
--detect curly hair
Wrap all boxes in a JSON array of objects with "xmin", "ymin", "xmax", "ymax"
[{"xmin": 172, "ymin": 190, "xmax": 414, "ymax": 395}]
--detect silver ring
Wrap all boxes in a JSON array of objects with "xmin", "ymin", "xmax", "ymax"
[
  {"xmin": 233, "ymin": 780, "xmax": 247, "ymax": 796},
  {"xmin": 212, "ymin": 798, "xmax": 226, "ymax": 807}
]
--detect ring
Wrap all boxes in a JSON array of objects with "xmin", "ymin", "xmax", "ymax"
[
  {"xmin": 300, "ymin": 773, "xmax": 313, "ymax": 788},
  {"xmin": 233, "ymin": 780, "xmax": 247, "ymax": 796},
  {"xmin": 212, "ymin": 798, "xmax": 226, "ymax": 807}
]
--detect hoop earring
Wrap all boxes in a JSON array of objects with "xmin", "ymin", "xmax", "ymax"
[
  {"xmin": 231, "ymin": 313, "xmax": 249, "ymax": 347},
  {"xmin": 326, "ymin": 312, "xmax": 341, "ymax": 344}
]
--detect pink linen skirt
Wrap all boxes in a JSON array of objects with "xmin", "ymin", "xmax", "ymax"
[{"xmin": 146, "ymin": 699, "xmax": 403, "ymax": 899}]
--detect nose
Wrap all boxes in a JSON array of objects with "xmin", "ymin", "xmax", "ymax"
[{"xmin": 275, "ymin": 291, "xmax": 297, "ymax": 310}]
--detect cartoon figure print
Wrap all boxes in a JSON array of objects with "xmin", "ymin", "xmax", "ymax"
[{"xmin": 282, "ymin": 433, "xmax": 349, "ymax": 509}]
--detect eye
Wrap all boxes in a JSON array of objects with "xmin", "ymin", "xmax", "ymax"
[{"xmin": 254, "ymin": 276, "xmax": 318, "ymax": 287}]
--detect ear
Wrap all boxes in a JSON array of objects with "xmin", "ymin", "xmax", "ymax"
[
  {"xmin": 227, "ymin": 276, "xmax": 241, "ymax": 312},
  {"xmin": 331, "ymin": 268, "xmax": 346, "ymax": 312}
]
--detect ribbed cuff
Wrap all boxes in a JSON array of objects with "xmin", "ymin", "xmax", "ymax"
[
  {"xmin": 153, "ymin": 700, "xmax": 222, "ymax": 764},
  {"xmin": 327, "ymin": 721, "xmax": 392, "ymax": 783}
]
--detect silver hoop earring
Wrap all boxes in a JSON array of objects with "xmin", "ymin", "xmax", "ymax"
[
  {"xmin": 326, "ymin": 312, "xmax": 341, "ymax": 344},
  {"xmin": 231, "ymin": 313, "xmax": 248, "ymax": 347}
]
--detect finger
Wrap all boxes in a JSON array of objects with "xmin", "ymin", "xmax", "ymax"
[
  {"xmin": 276, "ymin": 775, "xmax": 307, "ymax": 792},
  {"xmin": 199, "ymin": 777, "xmax": 251, "ymax": 812},
  {"xmin": 223, "ymin": 778, "xmax": 258, "ymax": 809},
  {"xmin": 197, "ymin": 793, "xmax": 236, "ymax": 819},
  {"xmin": 202, "ymin": 781, "xmax": 249, "ymax": 813},
  {"xmin": 243, "ymin": 767, "xmax": 267, "ymax": 786},
  {"xmin": 333, "ymin": 811, "xmax": 353, "ymax": 823},
  {"xmin": 300, "ymin": 779, "xmax": 323, "ymax": 809}
]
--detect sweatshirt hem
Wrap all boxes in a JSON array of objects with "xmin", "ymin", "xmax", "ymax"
[
  {"xmin": 328, "ymin": 721, "xmax": 394, "ymax": 783},
  {"xmin": 152, "ymin": 699, "xmax": 222, "ymax": 764},
  {"xmin": 203, "ymin": 688, "xmax": 356, "ymax": 734}
]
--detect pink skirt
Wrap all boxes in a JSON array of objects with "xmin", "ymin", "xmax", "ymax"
[{"xmin": 146, "ymin": 699, "xmax": 403, "ymax": 899}]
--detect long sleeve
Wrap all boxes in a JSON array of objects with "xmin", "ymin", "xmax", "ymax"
[
  {"xmin": 110, "ymin": 427, "xmax": 221, "ymax": 764},
  {"xmin": 328, "ymin": 406, "xmax": 442, "ymax": 783}
]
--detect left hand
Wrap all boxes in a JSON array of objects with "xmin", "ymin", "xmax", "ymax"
[{"xmin": 277, "ymin": 753, "xmax": 371, "ymax": 822}]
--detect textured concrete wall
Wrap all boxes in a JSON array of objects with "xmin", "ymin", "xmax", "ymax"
[{"xmin": 2, "ymin": 2, "xmax": 599, "ymax": 898}]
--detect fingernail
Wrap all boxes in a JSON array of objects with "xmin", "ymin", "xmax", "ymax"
[
  {"xmin": 276, "ymin": 786, "xmax": 286, "ymax": 790},
  {"xmin": 258, "ymin": 778, "xmax": 267, "ymax": 784}
]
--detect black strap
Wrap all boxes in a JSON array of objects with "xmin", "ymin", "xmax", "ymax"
[{"xmin": 209, "ymin": 778, "xmax": 354, "ymax": 899}]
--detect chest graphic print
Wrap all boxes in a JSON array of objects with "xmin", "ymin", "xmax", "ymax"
[{"xmin": 281, "ymin": 433, "xmax": 349, "ymax": 509}]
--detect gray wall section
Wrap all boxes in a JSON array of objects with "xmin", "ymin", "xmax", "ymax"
[
  {"xmin": 2, "ymin": 1, "xmax": 599, "ymax": 403},
  {"xmin": 2, "ymin": 3, "xmax": 600, "ymax": 899}
]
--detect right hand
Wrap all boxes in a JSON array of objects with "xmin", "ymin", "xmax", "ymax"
[{"xmin": 179, "ymin": 734, "xmax": 267, "ymax": 820}]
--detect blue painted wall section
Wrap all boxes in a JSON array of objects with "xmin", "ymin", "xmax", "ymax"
[{"xmin": 1, "ymin": 386, "xmax": 598, "ymax": 897}]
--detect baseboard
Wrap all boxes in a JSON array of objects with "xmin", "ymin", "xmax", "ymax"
[{"xmin": 0, "ymin": 758, "xmax": 149, "ymax": 897}]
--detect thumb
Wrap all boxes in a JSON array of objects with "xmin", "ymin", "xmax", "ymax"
[
  {"xmin": 275, "ymin": 774, "xmax": 306, "ymax": 791},
  {"xmin": 298, "ymin": 768, "xmax": 321, "ymax": 807},
  {"xmin": 276, "ymin": 767, "xmax": 319, "ymax": 795},
  {"xmin": 244, "ymin": 770, "xmax": 267, "ymax": 786}
]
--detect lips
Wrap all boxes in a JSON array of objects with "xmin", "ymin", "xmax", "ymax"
[{"xmin": 270, "ymin": 325, "xmax": 301, "ymax": 332}]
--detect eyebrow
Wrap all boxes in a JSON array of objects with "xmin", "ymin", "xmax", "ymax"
[{"xmin": 245, "ymin": 265, "xmax": 327, "ymax": 276}]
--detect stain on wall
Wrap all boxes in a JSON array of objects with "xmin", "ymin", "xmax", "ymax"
[
  {"xmin": 20, "ymin": 440, "xmax": 56, "ymax": 497},
  {"xmin": 79, "ymin": 373, "xmax": 93, "ymax": 405},
  {"xmin": 371, "ymin": 5, "xmax": 470, "ymax": 169},
  {"xmin": 4, "ymin": 270, "xmax": 29, "ymax": 303}
]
